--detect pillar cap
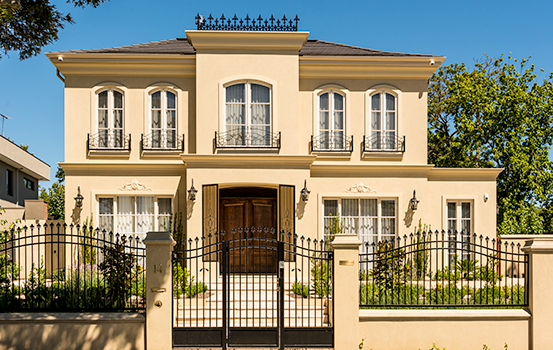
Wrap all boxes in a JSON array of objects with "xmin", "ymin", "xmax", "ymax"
[
  {"xmin": 521, "ymin": 236, "xmax": 553, "ymax": 253},
  {"xmin": 331, "ymin": 234, "xmax": 362, "ymax": 249},
  {"xmin": 143, "ymin": 231, "xmax": 176, "ymax": 246}
]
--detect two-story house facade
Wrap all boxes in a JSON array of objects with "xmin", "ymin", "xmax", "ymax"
[{"xmin": 48, "ymin": 20, "xmax": 500, "ymax": 273}]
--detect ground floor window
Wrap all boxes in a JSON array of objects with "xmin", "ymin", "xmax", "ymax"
[
  {"xmin": 323, "ymin": 198, "xmax": 396, "ymax": 249},
  {"xmin": 447, "ymin": 200, "xmax": 472, "ymax": 265},
  {"xmin": 98, "ymin": 196, "xmax": 172, "ymax": 235}
]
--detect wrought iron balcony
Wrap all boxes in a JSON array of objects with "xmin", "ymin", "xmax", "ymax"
[
  {"xmin": 311, "ymin": 133, "xmax": 353, "ymax": 152},
  {"xmin": 363, "ymin": 134, "xmax": 405, "ymax": 152},
  {"xmin": 214, "ymin": 129, "xmax": 281, "ymax": 149},
  {"xmin": 141, "ymin": 132, "xmax": 184, "ymax": 152},
  {"xmin": 196, "ymin": 13, "xmax": 299, "ymax": 31},
  {"xmin": 88, "ymin": 132, "xmax": 131, "ymax": 151}
]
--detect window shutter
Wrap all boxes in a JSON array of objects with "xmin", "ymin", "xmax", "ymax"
[
  {"xmin": 279, "ymin": 184, "xmax": 295, "ymax": 261},
  {"xmin": 202, "ymin": 184, "xmax": 218, "ymax": 261}
]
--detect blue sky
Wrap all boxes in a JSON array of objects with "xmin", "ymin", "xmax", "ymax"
[{"xmin": 1, "ymin": 0, "xmax": 552, "ymax": 187}]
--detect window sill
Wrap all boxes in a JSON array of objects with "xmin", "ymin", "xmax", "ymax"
[
  {"xmin": 362, "ymin": 151, "xmax": 404, "ymax": 161},
  {"xmin": 141, "ymin": 149, "xmax": 184, "ymax": 158},
  {"xmin": 88, "ymin": 149, "xmax": 131, "ymax": 158},
  {"xmin": 311, "ymin": 151, "xmax": 352, "ymax": 160},
  {"xmin": 215, "ymin": 148, "xmax": 280, "ymax": 155}
]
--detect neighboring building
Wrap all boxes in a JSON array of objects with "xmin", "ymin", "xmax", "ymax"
[
  {"xmin": 0, "ymin": 134, "xmax": 50, "ymax": 222},
  {"xmin": 47, "ymin": 18, "xmax": 500, "ymax": 272}
]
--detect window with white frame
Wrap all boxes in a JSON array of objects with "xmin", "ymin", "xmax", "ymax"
[
  {"xmin": 447, "ymin": 201, "xmax": 472, "ymax": 265},
  {"xmin": 317, "ymin": 91, "xmax": 345, "ymax": 150},
  {"xmin": 97, "ymin": 89, "xmax": 124, "ymax": 148},
  {"xmin": 369, "ymin": 91, "xmax": 397, "ymax": 150},
  {"xmin": 150, "ymin": 89, "xmax": 177, "ymax": 149},
  {"xmin": 224, "ymin": 82, "xmax": 271, "ymax": 146},
  {"xmin": 323, "ymin": 198, "xmax": 396, "ymax": 250},
  {"xmin": 98, "ymin": 196, "xmax": 172, "ymax": 236}
]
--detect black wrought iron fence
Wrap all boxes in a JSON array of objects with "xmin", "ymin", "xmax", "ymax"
[
  {"xmin": 359, "ymin": 231, "xmax": 527, "ymax": 308},
  {"xmin": 0, "ymin": 223, "xmax": 145, "ymax": 312}
]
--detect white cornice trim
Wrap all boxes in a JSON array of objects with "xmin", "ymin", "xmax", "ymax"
[
  {"xmin": 310, "ymin": 164, "xmax": 434, "ymax": 177},
  {"xmin": 428, "ymin": 168, "xmax": 503, "ymax": 181},
  {"xmin": 181, "ymin": 154, "xmax": 316, "ymax": 169}
]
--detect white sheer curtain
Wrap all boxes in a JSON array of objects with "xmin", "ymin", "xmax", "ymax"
[
  {"xmin": 157, "ymin": 198, "xmax": 172, "ymax": 231},
  {"xmin": 225, "ymin": 84, "xmax": 245, "ymax": 145},
  {"xmin": 98, "ymin": 198, "xmax": 114, "ymax": 233},
  {"xmin": 136, "ymin": 196, "xmax": 154, "ymax": 233},
  {"xmin": 371, "ymin": 93, "xmax": 381, "ymax": 149},
  {"xmin": 341, "ymin": 199, "xmax": 358, "ymax": 234},
  {"xmin": 319, "ymin": 93, "xmax": 330, "ymax": 149},
  {"xmin": 385, "ymin": 93, "xmax": 396, "ymax": 149},
  {"xmin": 359, "ymin": 199, "xmax": 378, "ymax": 252},
  {"xmin": 381, "ymin": 200, "xmax": 396, "ymax": 241},
  {"xmin": 250, "ymin": 84, "xmax": 270, "ymax": 145},
  {"xmin": 117, "ymin": 196, "xmax": 135, "ymax": 233}
]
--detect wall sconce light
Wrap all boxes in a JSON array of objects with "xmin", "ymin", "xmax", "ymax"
[
  {"xmin": 74, "ymin": 186, "xmax": 84, "ymax": 208},
  {"xmin": 301, "ymin": 180, "xmax": 310, "ymax": 202},
  {"xmin": 188, "ymin": 179, "xmax": 197, "ymax": 201},
  {"xmin": 409, "ymin": 190, "xmax": 419, "ymax": 211}
]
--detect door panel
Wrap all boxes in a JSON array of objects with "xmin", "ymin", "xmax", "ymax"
[
  {"xmin": 251, "ymin": 200, "xmax": 277, "ymax": 273},
  {"xmin": 220, "ymin": 197, "xmax": 277, "ymax": 273},
  {"xmin": 221, "ymin": 200, "xmax": 246, "ymax": 273}
]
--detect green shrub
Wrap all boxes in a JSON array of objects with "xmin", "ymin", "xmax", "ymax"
[
  {"xmin": 292, "ymin": 282, "xmax": 309, "ymax": 298},
  {"xmin": 371, "ymin": 242, "xmax": 408, "ymax": 293},
  {"xmin": 173, "ymin": 262, "xmax": 208, "ymax": 298},
  {"xmin": 186, "ymin": 281, "xmax": 208, "ymax": 298},
  {"xmin": 98, "ymin": 235, "xmax": 136, "ymax": 308},
  {"xmin": 311, "ymin": 258, "xmax": 332, "ymax": 297}
]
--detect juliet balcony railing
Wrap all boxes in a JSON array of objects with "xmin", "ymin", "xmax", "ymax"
[
  {"xmin": 363, "ymin": 134, "xmax": 405, "ymax": 153},
  {"xmin": 310, "ymin": 133, "xmax": 353, "ymax": 152},
  {"xmin": 88, "ymin": 132, "xmax": 131, "ymax": 151},
  {"xmin": 141, "ymin": 132, "xmax": 184, "ymax": 152},
  {"xmin": 214, "ymin": 129, "xmax": 281, "ymax": 149}
]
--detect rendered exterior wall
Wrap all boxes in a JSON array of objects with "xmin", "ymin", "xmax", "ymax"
[
  {"xmin": 0, "ymin": 313, "xmax": 144, "ymax": 350},
  {"xmin": 359, "ymin": 310, "xmax": 530, "ymax": 350}
]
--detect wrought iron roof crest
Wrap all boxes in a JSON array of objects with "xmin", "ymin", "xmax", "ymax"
[{"xmin": 195, "ymin": 13, "xmax": 299, "ymax": 31}]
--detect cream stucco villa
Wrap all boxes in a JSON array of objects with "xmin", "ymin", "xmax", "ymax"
[{"xmin": 47, "ymin": 19, "xmax": 501, "ymax": 273}]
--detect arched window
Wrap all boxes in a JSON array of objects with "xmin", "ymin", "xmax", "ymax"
[
  {"xmin": 317, "ymin": 91, "xmax": 345, "ymax": 150},
  {"xmin": 224, "ymin": 82, "xmax": 271, "ymax": 146},
  {"xmin": 150, "ymin": 89, "xmax": 177, "ymax": 149},
  {"xmin": 370, "ymin": 92, "xmax": 397, "ymax": 150},
  {"xmin": 97, "ymin": 89, "xmax": 124, "ymax": 148}
]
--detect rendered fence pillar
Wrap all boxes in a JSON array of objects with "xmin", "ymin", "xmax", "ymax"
[
  {"xmin": 331, "ymin": 234, "xmax": 361, "ymax": 350},
  {"xmin": 144, "ymin": 232, "xmax": 175, "ymax": 350},
  {"xmin": 522, "ymin": 236, "xmax": 553, "ymax": 350}
]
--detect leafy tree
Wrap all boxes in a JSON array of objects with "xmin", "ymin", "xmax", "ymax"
[
  {"xmin": 39, "ymin": 165, "xmax": 64, "ymax": 220},
  {"xmin": 428, "ymin": 55, "xmax": 553, "ymax": 232},
  {"xmin": 1, "ymin": 0, "xmax": 108, "ymax": 60}
]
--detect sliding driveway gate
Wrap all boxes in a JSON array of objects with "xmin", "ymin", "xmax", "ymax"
[{"xmin": 172, "ymin": 228, "xmax": 333, "ymax": 349}]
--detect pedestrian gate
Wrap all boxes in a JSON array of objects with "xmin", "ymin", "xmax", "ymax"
[{"xmin": 172, "ymin": 228, "xmax": 333, "ymax": 349}]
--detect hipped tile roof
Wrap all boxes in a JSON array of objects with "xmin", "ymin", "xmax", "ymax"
[{"xmin": 50, "ymin": 38, "xmax": 440, "ymax": 57}]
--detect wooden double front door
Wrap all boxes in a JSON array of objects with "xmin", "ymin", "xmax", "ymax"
[{"xmin": 220, "ymin": 197, "xmax": 277, "ymax": 273}]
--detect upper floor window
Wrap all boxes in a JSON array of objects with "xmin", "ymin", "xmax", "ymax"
[
  {"xmin": 222, "ymin": 82, "xmax": 273, "ymax": 147},
  {"xmin": 97, "ymin": 89, "xmax": 124, "ymax": 148},
  {"xmin": 370, "ymin": 92, "xmax": 396, "ymax": 150},
  {"xmin": 315, "ymin": 91, "xmax": 348, "ymax": 151},
  {"xmin": 150, "ymin": 89, "xmax": 177, "ymax": 149}
]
